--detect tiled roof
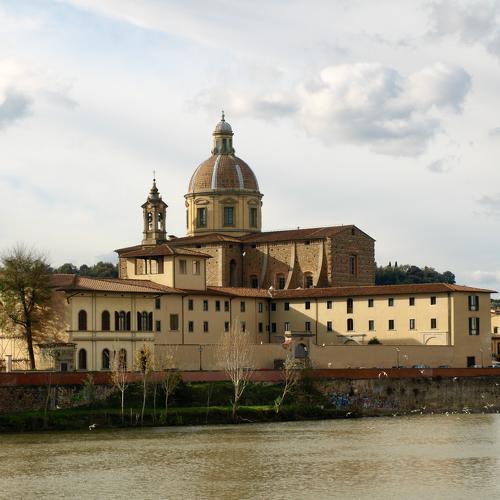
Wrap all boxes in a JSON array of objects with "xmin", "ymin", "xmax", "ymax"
[
  {"xmin": 115, "ymin": 244, "xmax": 210, "ymax": 258},
  {"xmin": 270, "ymin": 283, "xmax": 495, "ymax": 299},
  {"xmin": 241, "ymin": 225, "xmax": 374, "ymax": 243},
  {"xmin": 51, "ymin": 275, "xmax": 183, "ymax": 294},
  {"xmin": 188, "ymin": 154, "xmax": 260, "ymax": 193},
  {"xmin": 168, "ymin": 233, "xmax": 241, "ymax": 245},
  {"xmin": 208, "ymin": 287, "xmax": 273, "ymax": 298},
  {"xmin": 168, "ymin": 225, "xmax": 374, "ymax": 247},
  {"xmin": 210, "ymin": 283, "xmax": 495, "ymax": 299}
]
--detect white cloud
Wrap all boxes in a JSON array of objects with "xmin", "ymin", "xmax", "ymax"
[
  {"xmin": 0, "ymin": 89, "xmax": 31, "ymax": 130},
  {"xmin": 429, "ymin": 0, "xmax": 500, "ymax": 61},
  {"xmin": 194, "ymin": 62, "xmax": 471, "ymax": 156},
  {"xmin": 477, "ymin": 193, "xmax": 500, "ymax": 217},
  {"xmin": 427, "ymin": 155, "xmax": 457, "ymax": 173}
]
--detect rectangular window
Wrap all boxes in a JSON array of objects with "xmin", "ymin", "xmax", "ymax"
[
  {"xmin": 193, "ymin": 260, "xmax": 201, "ymax": 275},
  {"xmin": 215, "ymin": 300, "xmax": 220, "ymax": 312},
  {"xmin": 155, "ymin": 297, "xmax": 161, "ymax": 310},
  {"xmin": 368, "ymin": 298, "xmax": 374, "ymax": 308},
  {"xmin": 224, "ymin": 301, "xmax": 230, "ymax": 312},
  {"xmin": 431, "ymin": 318, "xmax": 437, "ymax": 329},
  {"xmin": 203, "ymin": 300, "xmax": 208, "ymax": 312},
  {"xmin": 224, "ymin": 206, "xmax": 234, "ymax": 226},
  {"xmin": 347, "ymin": 298, "xmax": 353, "ymax": 314},
  {"xmin": 409, "ymin": 297, "xmax": 415, "ymax": 306},
  {"xmin": 349, "ymin": 255, "xmax": 357, "ymax": 276},
  {"xmin": 388, "ymin": 298, "xmax": 394, "ymax": 307},
  {"xmin": 305, "ymin": 321, "xmax": 311, "ymax": 331},
  {"xmin": 188, "ymin": 299, "xmax": 194, "ymax": 311},
  {"xmin": 271, "ymin": 323, "xmax": 277, "ymax": 333},
  {"xmin": 469, "ymin": 317, "xmax": 480, "ymax": 336},
  {"xmin": 241, "ymin": 321, "xmax": 246, "ymax": 332},
  {"xmin": 196, "ymin": 207, "xmax": 207, "ymax": 228},
  {"xmin": 278, "ymin": 276, "xmax": 286, "ymax": 289},
  {"xmin": 284, "ymin": 321, "xmax": 290, "ymax": 331},
  {"xmin": 224, "ymin": 321, "xmax": 229, "ymax": 332},
  {"xmin": 430, "ymin": 296, "xmax": 437, "ymax": 305},
  {"xmin": 468, "ymin": 295, "xmax": 479, "ymax": 311},
  {"xmin": 170, "ymin": 314, "xmax": 179, "ymax": 331},
  {"xmin": 188, "ymin": 321, "xmax": 194, "ymax": 332},
  {"xmin": 284, "ymin": 302, "xmax": 290, "ymax": 311},
  {"xmin": 240, "ymin": 301, "xmax": 246, "ymax": 313},
  {"xmin": 249, "ymin": 207, "xmax": 258, "ymax": 228},
  {"xmin": 305, "ymin": 301, "xmax": 311, "ymax": 310},
  {"xmin": 258, "ymin": 302, "xmax": 263, "ymax": 313},
  {"xmin": 327, "ymin": 300, "xmax": 332, "ymax": 310},
  {"xmin": 271, "ymin": 303, "xmax": 276, "ymax": 312},
  {"xmin": 409, "ymin": 319, "xmax": 416, "ymax": 330},
  {"xmin": 155, "ymin": 320, "xmax": 161, "ymax": 332},
  {"xmin": 388, "ymin": 319, "xmax": 395, "ymax": 330},
  {"xmin": 203, "ymin": 321, "xmax": 209, "ymax": 333},
  {"xmin": 495, "ymin": 327, "xmax": 499, "ymax": 334},
  {"xmin": 258, "ymin": 322, "xmax": 263, "ymax": 333},
  {"xmin": 327, "ymin": 321, "xmax": 332, "ymax": 332},
  {"xmin": 368, "ymin": 320, "xmax": 375, "ymax": 331},
  {"xmin": 179, "ymin": 259, "xmax": 187, "ymax": 274}
]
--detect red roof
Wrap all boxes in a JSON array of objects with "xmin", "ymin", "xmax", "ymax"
[{"xmin": 115, "ymin": 244, "xmax": 210, "ymax": 258}]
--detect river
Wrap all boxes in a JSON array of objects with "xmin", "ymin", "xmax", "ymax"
[{"xmin": 0, "ymin": 414, "xmax": 499, "ymax": 499}]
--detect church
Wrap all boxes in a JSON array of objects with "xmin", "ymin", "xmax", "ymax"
[
  {"xmin": 116, "ymin": 113, "xmax": 375, "ymax": 290},
  {"xmin": 0, "ymin": 115, "xmax": 493, "ymax": 372}
]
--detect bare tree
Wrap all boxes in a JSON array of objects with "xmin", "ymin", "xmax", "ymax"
[
  {"xmin": 156, "ymin": 349, "xmax": 182, "ymax": 423},
  {"xmin": 217, "ymin": 321, "xmax": 254, "ymax": 421},
  {"xmin": 274, "ymin": 355, "xmax": 301, "ymax": 414},
  {"xmin": 135, "ymin": 344, "xmax": 153, "ymax": 426},
  {"xmin": 111, "ymin": 348, "xmax": 129, "ymax": 424},
  {"xmin": 0, "ymin": 245, "xmax": 58, "ymax": 369}
]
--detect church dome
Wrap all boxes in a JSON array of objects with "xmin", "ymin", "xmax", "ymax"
[
  {"xmin": 188, "ymin": 155, "xmax": 260, "ymax": 193},
  {"xmin": 188, "ymin": 113, "xmax": 260, "ymax": 194}
]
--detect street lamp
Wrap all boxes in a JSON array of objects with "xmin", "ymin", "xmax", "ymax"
[{"xmin": 395, "ymin": 347, "xmax": 400, "ymax": 368}]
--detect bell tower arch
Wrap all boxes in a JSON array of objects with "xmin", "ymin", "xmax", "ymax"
[{"xmin": 142, "ymin": 177, "xmax": 168, "ymax": 245}]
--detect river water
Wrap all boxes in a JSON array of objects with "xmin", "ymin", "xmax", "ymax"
[{"xmin": 0, "ymin": 415, "xmax": 499, "ymax": 499}]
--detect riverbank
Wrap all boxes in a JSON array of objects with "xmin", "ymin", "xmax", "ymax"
[{"xmin": 2, "ymin": 374, "xmax": 500, "ymax": 432}]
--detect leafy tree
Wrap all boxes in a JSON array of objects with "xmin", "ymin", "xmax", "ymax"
[
  {"xmin": 0, "ymin": 246, "xmax": 58, "ymax": 370},
  {"xmin": 53, "ymin": 261, "xmax": 118, "ymax": 278},
  {"xmin": 375, "ymin": 263, "xmax": 455, "ymax": 286}
]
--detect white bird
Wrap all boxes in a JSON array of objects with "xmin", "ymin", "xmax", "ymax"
[
  {"xmin": 419, "ymin": 370, "xmax": 424, "ymax": 375},
  {"xmin": 378, "ymin": 371, "xmax": 388, "ymax": 379},
  {"xmin": 89, "ymin": 423, "xmax": 97, "ymax": 431},
  {"xmin": 452, "ymin": 377, "xmax": 458, "ymax": 381}
]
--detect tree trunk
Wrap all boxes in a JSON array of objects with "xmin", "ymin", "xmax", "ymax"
[
  {"xmin": 121, "ymin": 389, "xmax": 125, "ymax": 424},
  {"xmin": 26, "ymin": 323, "xmax": 36, "ymax": 370},
  {"xmin": 141, "ymin": 377, "xmax": 147, "ymax": 426}
]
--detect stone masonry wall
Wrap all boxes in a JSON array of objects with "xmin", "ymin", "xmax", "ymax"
[{"xmin": 330, "ymin": 229, "xmax": 375, "ymax": 286}]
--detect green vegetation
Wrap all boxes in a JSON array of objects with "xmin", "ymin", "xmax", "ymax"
[
  {"xmin": 51, "ymin": 261, "xmax": 118, "ymax": 278},
  {"xmin": 375, "ymin": 263, "xmax": 455, "ymax": 286}
]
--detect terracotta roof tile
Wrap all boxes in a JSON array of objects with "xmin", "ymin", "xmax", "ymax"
[
  {"xmin": 52, "ymin": 275, "xmax": 184, "ymax": 294},
  {"xmin": 116, "ymin": 244, "xmax": 210, "ymax": 258}
]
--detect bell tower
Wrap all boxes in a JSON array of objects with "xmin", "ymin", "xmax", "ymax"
[{"xmin": 142, "ymin": 176, "xmax": 168, "ymax": 245}]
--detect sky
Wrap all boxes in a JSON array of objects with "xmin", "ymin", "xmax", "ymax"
[{"xmin": 1, "ymin": 0, "xmax": 500, "ymax": 292}]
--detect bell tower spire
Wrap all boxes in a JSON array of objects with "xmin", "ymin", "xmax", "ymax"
[{"xmin": 141, "ymin": 174, "xmax": 168, "ymax": 245}]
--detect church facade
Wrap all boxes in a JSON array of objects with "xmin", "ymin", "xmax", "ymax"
[{"xmin": 0, "ymin": 116, "xmax": 493, "ymax": 372}]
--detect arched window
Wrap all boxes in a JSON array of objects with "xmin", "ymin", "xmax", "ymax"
[
  {"xmin": 147, "ymin": 212, "xmax": 153, "ymax": 230},
  {"xmin": 78, "ymin": 310, "xmax": 87, "ymax": 331},
  {"xmin": 78, "ymin": 348, "xmax": 87, "ymax": 370},
  {"xmin": 304, "ymin": 272, "xmax": 313, "ymax": 289},
  {"xmin": 102, "ymin": 349, "xmax": 110, "ymax": 370},
  {"xmin": 250, "ymin": 275, "xmax": 258, "ymax": 288},
  {"xmin": 137, "ymin": 311, "xmax": 152, "ymax": 331},
  {"xmin": 116, "ymin": 311, "xmax": 129, "ymax": 331},
  {"xmin": 229, "ymin": 259, "xmax": 237, "ymax": 287},
  {"xmin": 118, "ymin": 348, "xmax": 127, "ymax": 370},
  {"xmin": 101, "ymin": 311, "xmax": 110, "ymax": 331},
  {"xmin": 347, "ymin": 318, "xmax": 354, "ymax": 331}
]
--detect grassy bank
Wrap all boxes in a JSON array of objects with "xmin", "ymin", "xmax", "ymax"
[{"xmin": 0, "ymin": 404, "xmax": 363, "ymax": 433}]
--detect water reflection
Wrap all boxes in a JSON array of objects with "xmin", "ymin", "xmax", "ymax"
[{"xmin": 0, "ymin": 415, "xmax": 499, "ymax": 499}]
